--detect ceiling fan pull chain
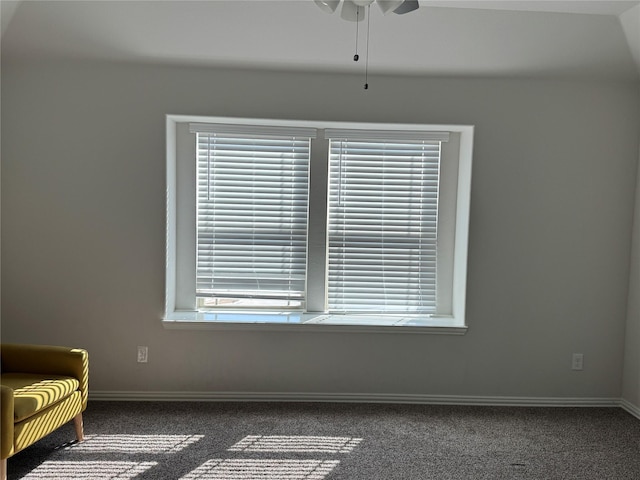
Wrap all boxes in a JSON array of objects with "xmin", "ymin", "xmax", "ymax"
[
  {"xmin": 354, "ymin": 6, "xmax": 360, "ymax": 61},
  {"xmin": 364, "ymin": 4, "xmax": 371, "ymax": 89}
]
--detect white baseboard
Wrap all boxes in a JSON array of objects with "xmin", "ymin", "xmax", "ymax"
[
  {"xmin": 89, "ymin": 391, "xmax": 622, "ymax": 408},
  {"xmin": 620, "ymin": 398, "xmax": 640, "ymax": 419}
]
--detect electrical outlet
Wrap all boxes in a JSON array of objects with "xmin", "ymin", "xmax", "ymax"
[
  {"xmin": 137, "ymin": 346, "xmax": 148, "ymax": 363},
  {"xmin": 571, "ymin": 353, "xmax": 583, "ymax": 371}
]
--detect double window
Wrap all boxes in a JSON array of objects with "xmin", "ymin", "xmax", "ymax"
[{"xmin": 166, "ymin": 116, "xmax": 473, "ymax": 331}]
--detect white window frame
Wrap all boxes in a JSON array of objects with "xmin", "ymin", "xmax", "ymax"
[{"xmin": 165, "ymin": 115, "xmax": 474, "ymax": 334}]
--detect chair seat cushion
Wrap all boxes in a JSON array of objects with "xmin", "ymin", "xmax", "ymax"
[{"xmin": 1, "ymin": 373, "xmax": 80, "ymax": 422}]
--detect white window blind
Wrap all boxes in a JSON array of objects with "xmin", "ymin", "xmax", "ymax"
[
  {"xmin": 327, "ymin": 133, "xmax": 445, "ymax": 314},
  {"xmin": 192, "ymin": 124, "xmax": 313, "ymax": 307}
]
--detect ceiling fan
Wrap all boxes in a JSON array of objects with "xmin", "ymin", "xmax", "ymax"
[
  {"xmin": 314, "ymin": 0, "xmax": 420, "ymax": 89},
  {"xmin": 314, "ymin": 0, "xmax": 419, "ymax": 21}
]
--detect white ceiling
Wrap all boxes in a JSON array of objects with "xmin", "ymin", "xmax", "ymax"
[{"xmin": 2, "ymin": 0, "xmax": 639, "ymax": 80}]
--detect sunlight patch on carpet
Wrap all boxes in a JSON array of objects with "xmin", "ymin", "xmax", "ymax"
[
  {"xmin": 20, "ymin": 461, "xmax": 158, "ymax": 479},
  {"xmin": 180, "ymin": 459, "xmax": 340, "ymax": 480},
  {"xmin": 64, "ymin": 434, "xmax": 204, "ymax": 453},
  {"xmin": 228, "ymin": 435, "xmax": 362, "ymax": 453}
]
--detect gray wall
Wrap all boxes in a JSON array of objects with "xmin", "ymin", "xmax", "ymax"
[
  {"xmin": 2, "ymin": 59, "xmax": 639, "ymax": 399},
  {"xmin": 623, "ymin": 101, "xmax": 640, "ymax": 409}
]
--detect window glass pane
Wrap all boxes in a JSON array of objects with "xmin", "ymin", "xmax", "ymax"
[
  {"xmin": 327, "ymin": 138, "xmax": 441, "ymax": 314},
  {"xmin": 196, "ymin": 132, "xmax": 310, "ymax": 308}
]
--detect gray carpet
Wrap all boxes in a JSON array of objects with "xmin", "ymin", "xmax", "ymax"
[{"xmin": 8, "ymin": 402, "xmax": 640, "ymax": 479}]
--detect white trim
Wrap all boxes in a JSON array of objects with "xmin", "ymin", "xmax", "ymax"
[
  {"xmin": 451, "ymin": 127, "xmax": 474, "ymax": 326},
  {"xmin": 162, "ymin": 318, "xmax": 468, "ymax": 335},
  {"xmin": 189, "ymin": 122, "xmax": 317, "ymax": 138},
  {"xmin": 620, "ymin": 398, "xmax": 640, "ymax": 419},
  {"xmin": 323, "ymin": 128, "xmax": 449, "ymax": 142},
  {"xmin": 165, "ymin": 116, "xmax": 177, "ymax": 316},
  {"xmin": 89, "ymin": 390, "xmax": 621, "ymax": 408}
]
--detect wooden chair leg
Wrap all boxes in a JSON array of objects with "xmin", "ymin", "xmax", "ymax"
[
  {"xmin": 1, "ymin": 457, "xmax": 7, "ymax": 480},
  {"xmin": 73, "ymin": 413, "xmax": 84, "ymax": 442}
]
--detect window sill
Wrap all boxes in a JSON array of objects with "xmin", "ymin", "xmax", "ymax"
[{"xmin": 162, "ymin": 311, "xmax": 468, "ymax": 335}]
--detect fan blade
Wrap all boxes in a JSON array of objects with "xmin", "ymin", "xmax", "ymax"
[
  {"xmin": 393, "ymin": 0, "xmax": 419, "ymax": 14},
  {"xmin": 314, "ymin": 0, "xmax": 340, "ymax": 13},
  {"xmin": 377, "ymin": 0, "xmax": 403, "ymax": 14},
  {"xmin": 341, "ymin": 0, "xmax": 366, "ymax": 21}
]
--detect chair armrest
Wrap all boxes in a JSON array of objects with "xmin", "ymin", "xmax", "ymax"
[
  {"xmin": 1, "ymin": 385, "xmax": 14, "ymax": 460},
  {"xmin": 1, "ymin": 344, "xmax": 89, "ymax": 409}
]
